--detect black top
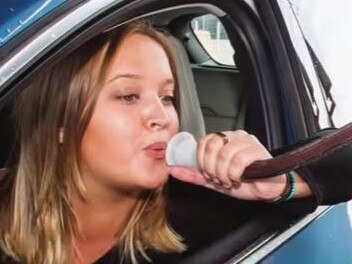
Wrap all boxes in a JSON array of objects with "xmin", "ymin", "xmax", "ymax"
[{"xmin": 92, "ymin": 247, "xmax": 183, "ymax": 264}]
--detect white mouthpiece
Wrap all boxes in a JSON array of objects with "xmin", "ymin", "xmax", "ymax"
[{"xmin": 166, "ymin": 132, "xmax": 198, "ymax": 169}]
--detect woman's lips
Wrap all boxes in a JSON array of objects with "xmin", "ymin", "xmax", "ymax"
[{"xmin": 144, "ymin": 142, "xmax": 167, "ymax": 159}]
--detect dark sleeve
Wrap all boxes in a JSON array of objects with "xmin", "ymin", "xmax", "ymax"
[
  {"xmin": 296, "ymin": 139, "xmax": 352, "ymax": 205},
  {"xmin": 272, "ymin": 128, "xmax": 352, "ymax": 207}
]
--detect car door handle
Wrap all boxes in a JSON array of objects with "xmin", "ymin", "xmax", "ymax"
[{"xmin": 243, "ymin": 122, "xmax": 352, "ymax": 179}]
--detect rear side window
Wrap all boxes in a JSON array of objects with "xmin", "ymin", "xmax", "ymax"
[{"xmin": 191, "ymin": 14, "xmax": 235, "ymax": 66}]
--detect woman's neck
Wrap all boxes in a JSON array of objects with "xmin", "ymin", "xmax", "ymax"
[{"xmin": 71, "ymin": 184, "xmax": 139, "ymax": 264}]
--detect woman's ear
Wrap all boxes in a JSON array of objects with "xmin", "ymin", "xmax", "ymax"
[{"xmin": 59, "ymin": 128, "xmax": 64, "ymax": 144}]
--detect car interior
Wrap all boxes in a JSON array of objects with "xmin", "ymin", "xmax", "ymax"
[{"xmin": 0, "ymin": 2, "xmax": 307, "ymax": 263}]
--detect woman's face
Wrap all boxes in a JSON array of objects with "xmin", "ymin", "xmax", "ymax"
[{"xmin": 80, "ymin": 33, "xmax": 179, "ymax": 194}]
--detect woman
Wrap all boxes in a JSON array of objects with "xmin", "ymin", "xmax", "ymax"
[
  {"xmin": 0, "ymin": 21, "xmax": 185, "ymax": 264},
  {"xmin": 0, "ymin": 19, "xmax": 332, "ymax": 264}
]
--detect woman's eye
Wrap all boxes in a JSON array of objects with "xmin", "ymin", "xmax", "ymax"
[
  {"xmin": 161, "ymin": 95, "xmax": 175, "ymax": 105},
  {"xmin": 118, "ymin": 94, "xmax": 139, "ymax": 103}
]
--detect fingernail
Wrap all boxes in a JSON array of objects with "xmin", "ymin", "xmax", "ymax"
[
  {"xmin": 213, "ymin": 178, "xmax": 221, "ymax": 185},
  {"xmin": 203, "ymin": 172, "xmax": 211, "ymax": 180},
  {"xmin": 230, "ymin": 180, "xmax": 241, "ymax": 188},
  {"xmin": 223, "ymin": 184, "xmax": 232, "ymax": 189}
]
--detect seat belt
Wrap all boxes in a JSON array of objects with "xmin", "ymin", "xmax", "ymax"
[{"xmin": 243, "ymin": 122, "xmax": 352, "ymax": 179}]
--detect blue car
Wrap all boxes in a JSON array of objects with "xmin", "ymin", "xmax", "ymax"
[{"xmin": 1, "ymin": 0, "xmax": 352, "ymax": 263}]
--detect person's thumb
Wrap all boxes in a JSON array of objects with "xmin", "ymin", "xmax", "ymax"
[{"xmin": 167, "ymin": 165, "xmax": 206, "ymax": 186}]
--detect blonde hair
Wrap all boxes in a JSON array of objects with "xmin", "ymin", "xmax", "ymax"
[{"xmin": 0, "ymin": 20, "xmax": 185, "ymax": 264}]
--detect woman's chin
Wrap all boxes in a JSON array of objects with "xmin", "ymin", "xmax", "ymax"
[{"xmin": 138, "ymin": 173, "xmax": 169, "ymax": 190}]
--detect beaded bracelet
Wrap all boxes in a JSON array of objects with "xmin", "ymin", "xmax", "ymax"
[{"xmin": 271, "ymin": 171, "xmax": 296, "ymax": 204}]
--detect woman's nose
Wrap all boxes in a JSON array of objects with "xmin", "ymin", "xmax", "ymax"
[{"xmin": 143, "ymin": 98, "xmax": 169, "ymax": 130}]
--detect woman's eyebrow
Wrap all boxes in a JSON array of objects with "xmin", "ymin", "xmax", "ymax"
[
  {"xmin": 106, "ymin": 73, "xmax": 141, "ymax": 84},
  {"xmin": 162, "ymin": 78, "xmax": 175, "ymax": 87}
]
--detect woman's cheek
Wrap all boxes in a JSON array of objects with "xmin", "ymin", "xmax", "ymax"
[{"xmin": 169, "ymin": 108, "xmax": 180, "ymax": 133}]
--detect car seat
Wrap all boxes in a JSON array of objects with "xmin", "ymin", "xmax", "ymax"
[{"xmin": 166, "ymin": 34, "xmax": 206, "ymax": 140}]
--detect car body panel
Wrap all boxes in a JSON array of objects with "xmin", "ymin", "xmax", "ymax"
[
  {"xmin": 0, "ymin": 0, "xmax": 69, "ymax": 47},
  {"xmin": 261, "ymin": 202, "xmax": 352, "ymax": 264},
  {"xmin": 0, "ymin": 0, "xmax": 125, "ymax": 100}
]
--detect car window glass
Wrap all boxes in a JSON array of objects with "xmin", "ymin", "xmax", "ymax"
[
  {"xmin": 289, "ymin": 0, "xmax": 352, "ymax": 127},
  {"xmin": 191, "ymin": 14, "xmax": 235, "ymax": 66}
]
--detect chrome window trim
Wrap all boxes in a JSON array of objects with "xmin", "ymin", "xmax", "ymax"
[{"xmin": 228, "ymin": 206, "xmax": 331, "ymax": 263}]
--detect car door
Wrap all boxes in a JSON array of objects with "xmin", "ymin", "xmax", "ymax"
[{"xmin": 1, "ymin": 0, "xmax": 351, "ymax": 264}]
